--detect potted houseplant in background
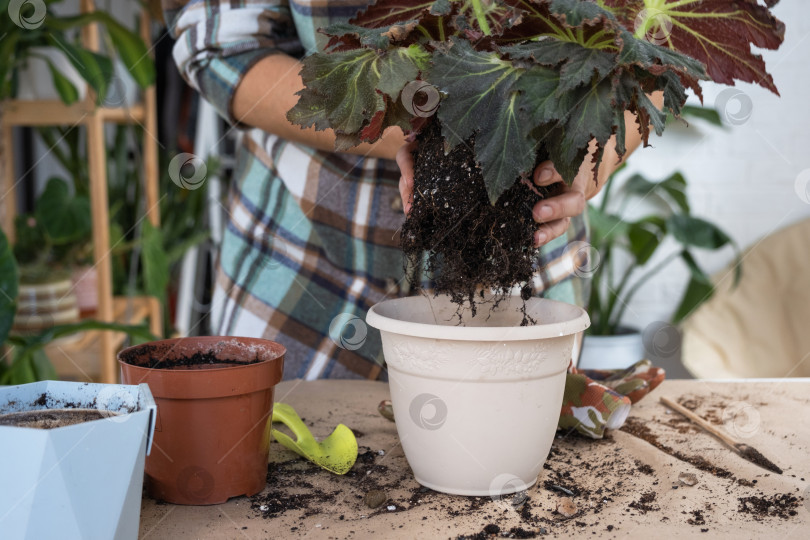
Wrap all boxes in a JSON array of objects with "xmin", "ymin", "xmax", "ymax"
[
  {"xmin": 580, "ymin": 160, "xmax": 738, "ymax": 370},
  {"xmin": 289, "ymin": 0, "xmax": 784, "ymax": 496},
  {"xmin": 12, "ymin": 176, "xmax": 92, "ymax": 332},
  {"xmin": 0, "ymin": 0, "xmax": 156, "ymax": 313},
  {"xmin": 1, "ymin": 228, "xmax": 157, "ymax": 384},
  {"xmin": 0, "ymin": 0, "xmax": 155, "ymax": 107}
]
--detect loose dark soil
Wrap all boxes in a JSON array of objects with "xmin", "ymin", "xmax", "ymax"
[
  {"xmin": 402, "ymin": 120, "xmax": 560, "ymax": 322},
  {"xmin": 629, "ymin": 491, "xmax": 658, "ymax": 514},
  {"xmin": 0, "ymin": 408, "xmax": 116, "ymax": 428},
  {"xmin": 119, "ymin": 345, "xmax": 263, "ymax": 370},
  {"xmin": 738, "ymin": 493, "xmax": 800, "ymax": 520},
  {"xmin": 620, "ymin": 418, "xmax": 734, "ymax": 479}
]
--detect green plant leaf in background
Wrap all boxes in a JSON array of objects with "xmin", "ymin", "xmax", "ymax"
[
  {"xmin": 141, "ymin": 220, "xmax": 169, "ymax": 303},
  {"xmin": 587, "ymin": 203, "xmax": 628, "ymax": 248},
  {"xmin": 679, "ymin": 105, "xmax": 723, "ymax": 127},
  {"xmin": 0, "ymin": 229, "xmax": 19, "ymax": 346},
  {"xmin": 43, "ymin": 58, "xmax": 80, "ymax": 104},
  {"xmin": 2, "ymin": 320, "xmax": 157, "ymax": 385},
  {"xmin": 35, "ymin": 177, "xmax": 92, "ymax": 245},
  {"xmin": 672, "ymin": 251, "xmax": 715, "ymax": 324},
  {"xmin": 44, "ymin": 11, "xmax": 156, "ymax": 89},
  {"xmin": 627, "ymin": 216, "xmax": 665, "ymax": 265},
  {"xmin": 46, "ymin": 34, "xmax": 113, "ymax": 103},
  {"xmin": 624, "ymin": 172, "xmax": 689, "ymax": 213},
  {"xmin": 668, "ymin": 214, "xmax": 732, "ymax": 250}
]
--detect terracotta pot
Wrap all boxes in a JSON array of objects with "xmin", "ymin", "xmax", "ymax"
[
  {"xmin": 71, "ymin": 265, "xmax": 99, "ymax": 314},
  {"xmin": 118, "ymin": 337, "xmax": 285, "ymax": 505},
  {"xmin": 366, "ymin": 295, "xmax": 589, "ymax": 496}
]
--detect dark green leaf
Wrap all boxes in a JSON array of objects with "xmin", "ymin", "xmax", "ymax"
[
  {"xmin": 289, "ymin": 46, "xmax": 426, "ymax": 143},
  {"xmin": 35, "ymin": 177, "xmax": 92, "ymax": 244},
  {"xmin": 44, "ymin": 58, "xmax": 80, "ymax": 104},
  {"xmin": 623, "ymin": 172, "xmax": 689, "ymax": 213},
  {"xmin": 545, "ymin": 78, "xmax": 616, "ymax": 183},
  {"xmin": 503, "ymin": 40, "xmax": 617, "ymax": 92},
  {"xmin": 627, "ymin": 217, "xmax": 664, "ymax": 265},
  {"xmin": 669, "ymin": 214, "xmax": 732, "ymax": 250},
  {"xmin": 478, "ymin": 91, "xmax": 536, "ymax": 203},
  {"xmin": 549, "ymin": 0, "xmax": 616, "ymax": 27},
  {"xmin": 659, "ymin": 172, "xmax": 689, "ymax": 213},
  {"xmin": 672, "ymin": 276, "xmax": 713, "ymax": 323},
  {"xmin": 616, "ymin": 30, "xmax": 707, "ymax": 80},
  {"xmin": 680, "ymin": 105, "xmax": 722, "ymax": 126},
  {"xmin": 166, "ymin": 230, "xmax": 210, "ymax": 264},
  {"xmin": 90, "ymin": 12, "xmax": 155, "ymax": 88},
  {"xmin": 3, "ymin": 351, "xmax": 37, "ymax": 385},
  {"xmin": 45, "ymin": 12, "xmax": 155, "ymax": 88},
  {"xmin": 681, "ymin": 250, "xmax": 712, "ymax": 284},
  {"xmin": 141, "ymin": 220, "xmax": 169, "ymax": 302},
  {"xmin": 0, "ymin": 31, "xmax": 20, "ymax": 101},
  {"xmin": 514, "ymin": 66, "xmax": 568, "ymax": 126},
  {"xmin": 31, "ymin": 349, "xmax": 57, "ymax": 380},
  {"xmin": 0, "ymin": 229, "xmax": 19, "ymax": 346},
  {"xmin": 324, "ymin": 20, "xmax": 418, "ymax": 50},
  {"xmin": 587, "ymin": 204, "xmax": 628, "ymax": 248},
  {"xmin": 432, "ymin": 39, "xmax": 518, "ymax": 147},
  {"xmin": 46, "ymin": 34, "xmax": 113, "ymax": 103}
]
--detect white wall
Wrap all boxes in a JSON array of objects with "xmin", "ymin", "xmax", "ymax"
[{"xmin": 595, "ymin": 2, "xmax": 810, "ymax": 330}]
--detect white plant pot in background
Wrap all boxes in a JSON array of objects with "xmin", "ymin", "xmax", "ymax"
[
  {"xmin": 577, "ymin": 331, "xmax": 644, "ymax": 371},
  {"xmin": 102, "ymin": 60, "xmax": 140, "ymax": 108},
  {"xmin": 367, "ymin": 295, "xmax": 589, "ymax": 496},
  {"xmin": 15, "ymin": 47, "xmax": 87, "ymax": 102},
  {"xmin": 0, "ymin": 381, "xmax": 156, "ymax": 540}
]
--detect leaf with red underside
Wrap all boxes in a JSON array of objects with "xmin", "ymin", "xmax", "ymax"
[
  {"xmin": 360, "ymin": 108, "xmax": 386, "ymax": 141},
  {"xmin": 350, "ymin": 0, "xmax": 448, "ymax": 28},
  {"xmin": 604, "ymin": 0, "xmax": 784, "ymax": 94}
]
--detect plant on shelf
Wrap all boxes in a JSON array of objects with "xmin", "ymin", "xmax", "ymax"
[
  {"xmin": 105, "ymin": 124, "xmax": 214, "ymax": 334},
  {"xmin": 0, "ymin": 228, "xmax": 156, "ymax": 385},
  {"xmin": 0, "ymin": 0, "xmax": 155, "ymax": 104},
  {"xmin": 287, "ymin": 0, "xmax": 784, "ymax": 314},
  {"xmin": 13, "ymin": 176, "xmax": 92, "ymax": 280}
]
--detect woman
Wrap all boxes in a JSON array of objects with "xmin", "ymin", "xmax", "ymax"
[{"xmin": 162, "ymin": 0, "xmax": 650, "ymax": 381}]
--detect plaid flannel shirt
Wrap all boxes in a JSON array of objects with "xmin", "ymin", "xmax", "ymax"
[{"xmin": 162, "ymin": 0, "xmax": 590, "ymax": 381}]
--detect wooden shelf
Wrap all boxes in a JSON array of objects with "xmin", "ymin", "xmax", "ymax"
[
  {"xmin": 1, "ymin": 99, "xmax": 145, "ymax": 127},
  {"xmin": 0, "ymin": 4, "xmax": 162, "ymax": 383},
  {"xmin": 45, "ymin": 296, "xmax": 158, "ymax": 382}
]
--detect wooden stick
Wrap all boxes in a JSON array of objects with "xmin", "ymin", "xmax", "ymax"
[{"xmin": 660, "ymin": 396, "xmax": 740, "ymax": 449}]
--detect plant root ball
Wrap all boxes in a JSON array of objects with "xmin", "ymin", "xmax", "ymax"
[{"xmin": 401, "ymin": 121, "xmax": 557, "ymax": 322}]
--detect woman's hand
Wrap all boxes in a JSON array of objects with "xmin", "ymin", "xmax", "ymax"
[
  {"xmin": 395, "ymin": 141, "xmax": 418, "ymax": 215},
  {"xmin": 395, "ymin": 142, "xmax": 604, "ymax": 247}
]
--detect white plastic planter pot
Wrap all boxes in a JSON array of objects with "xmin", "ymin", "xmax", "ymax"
[
  {"xmin": 367, "ymin": 295, "xmax": 589, "ymax": 496},
  {"xmin": 0, "ymin": 381, "xmax": 156, "ymax": 540}
]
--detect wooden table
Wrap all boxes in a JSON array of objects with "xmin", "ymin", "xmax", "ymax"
[{"xmin": 139, "ymin": 379, "xmax": 810, "ymax": 539}]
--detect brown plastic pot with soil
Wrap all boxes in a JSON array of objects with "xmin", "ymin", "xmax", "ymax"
[{"xmin": 118, "ymin": 336, "xmax": 285, "ymax": 505}]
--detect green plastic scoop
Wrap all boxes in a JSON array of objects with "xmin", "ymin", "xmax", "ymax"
[{"xmin": 270, "ymin": 402, "xmax": 358, "ymax": 475}]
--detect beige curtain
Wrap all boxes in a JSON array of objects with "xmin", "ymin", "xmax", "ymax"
[{"xmin": 682, "ymin": 217, "xmax": 810, "ymax": 379}]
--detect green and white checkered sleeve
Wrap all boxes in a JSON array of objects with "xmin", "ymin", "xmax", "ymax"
[{"xmin": 161, "ymin": 0, "xmax": 303, "ymax": 124}]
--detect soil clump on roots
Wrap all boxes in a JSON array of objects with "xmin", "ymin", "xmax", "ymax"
[{"xmin": 401, "ymin": 121, "xmax": 558, "ymax": 322}]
